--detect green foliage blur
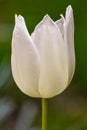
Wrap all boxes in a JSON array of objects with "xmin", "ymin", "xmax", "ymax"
[{"xmin": 0, "ymin": 0, "xmax": 87, "ymax": 130}]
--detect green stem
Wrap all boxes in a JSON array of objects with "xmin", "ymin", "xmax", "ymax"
[{"xmin": 42, "ymin": 98, "xmax": 47, "ymax": 130}]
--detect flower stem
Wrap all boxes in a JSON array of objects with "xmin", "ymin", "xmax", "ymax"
[{"xmin": 42, "ymin": 98, "xmax": 47, "ymax": 130}]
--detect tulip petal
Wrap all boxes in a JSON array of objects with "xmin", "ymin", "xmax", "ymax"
[
  {"xmin": 56, "ymin": 17, "xmax": 64, "ymax": 38},
  {"xmin": 32, "ymin": 15, "xmax": 68, "ymax": 98},
  {"xmin": 31, "ymin": 22, "xmax": 43, "ymax": 54},
  {"xmin": 64, "ymin": 5, "xmax": 75, "ymax": 83},
  {"xmin": 11, "ymin": 15, "xmax": 40, "ymax": 97}
]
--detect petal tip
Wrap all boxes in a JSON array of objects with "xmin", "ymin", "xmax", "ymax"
[
  {"xmin": 66, "ymin": 5, "xmax": 73, "ymax": 14},
  {"xmin": 60, "ymin": 14, "xmax": 65, "ymax": 22},
  {"xmin": 65, "ymin": 5, "xmax": 73, "ymax": 22},
  {"xmin": 67, "ymin": 5, "xmax": 72, "ymax": 10},
  {"xmin": 15, "ymin": 14, "xmax": 17, "ymax": 23},
  {"xmin": 44, "ymin": 14, "xmax": 50, "ymax": 19},
  {"xmin": 15, "ymin": 14, "xmax": 25, "ymax": 25},
  {"xmin": 67, "ymin": 5, "xmax": 72, "ymax": 9},
  {"xmin": 42, "ymin": 14, "xmax": 54, "ymax": 24}
]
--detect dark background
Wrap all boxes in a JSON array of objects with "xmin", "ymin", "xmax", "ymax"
[{"xmin": 0, "ymin": 0, "xmax": 87, "ymax": 130}]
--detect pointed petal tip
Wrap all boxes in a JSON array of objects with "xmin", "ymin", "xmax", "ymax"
[
  {"xmin": 15, "ymin": 14, "xmax": 17, "ymax": 23},
  {"xmin": 67, "ymin": 5, "xmax": 72, "ymax": 8},
  {"xmin": 65, "ymin": 5, "xmax": 73, "ymax": 21},
  {"xmin": 60, "ymin": 14, "xmax": 65, "ymax": 21},
  {"xmin": 66, "ymin": 5, "xmax": 73, "ymax": 14},
  {"xmin": 67, "ymin": 5, "xmax": 72, "ymax": 10},
  {"xmin": 44, "ymin": 14, "xmax": 50, "ymax": 19},
  {"xmin": 42, "ymin": 14, "xmax": 54, "ymax": 24},
  {"xmin": 15, "ymin": 14, "xmax": 17, "ymax": 18},
  {"xmin": 15, "ymin": 14, "xmax": 25, "ymax": 25}
]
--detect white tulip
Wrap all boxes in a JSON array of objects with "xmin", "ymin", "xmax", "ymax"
[{"xmin": 11, "ymin": 5, "xmax": 75, "ymax": 98}]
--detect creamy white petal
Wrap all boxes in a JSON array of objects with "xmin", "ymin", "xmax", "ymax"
[
  {"xmin": 55, "ymin": 17, "xmax": 64, "ymax": 38},
  {"xmin": 32, "ymin": 15, "xmax": 68, "ymax": 98},
  {"xmin": 31, "ymin": 19, "xmax": 44, "ymax": 54},
  {"xmin": 31, "ymin": 15, "xmax": 63, "ymax": 54},
  {"xmin": 11, "ymin": 15, "xmax": 40, "ymax": 97},
  {"xmin": 64, "ymin": 5, "xmax": 75, "ymax": 84}
]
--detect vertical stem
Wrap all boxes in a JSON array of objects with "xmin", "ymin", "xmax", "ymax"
[{"xmin": 42, "ymin": 98, "xmax": 47, "ymax": 130}]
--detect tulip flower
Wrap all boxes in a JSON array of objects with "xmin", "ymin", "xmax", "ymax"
[{"xmin": 11, "ymin": 5, "xmax": 75, "ymax": 98}]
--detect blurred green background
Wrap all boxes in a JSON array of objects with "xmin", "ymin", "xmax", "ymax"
[{"xmin": 0, "ymin": 0, "xmax": 87, "ymax": 130}]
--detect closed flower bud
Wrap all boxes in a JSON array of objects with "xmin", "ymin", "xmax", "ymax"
[{"xmin": 11, "ymin": 5, "xmax": 75, "ymax": 98}]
